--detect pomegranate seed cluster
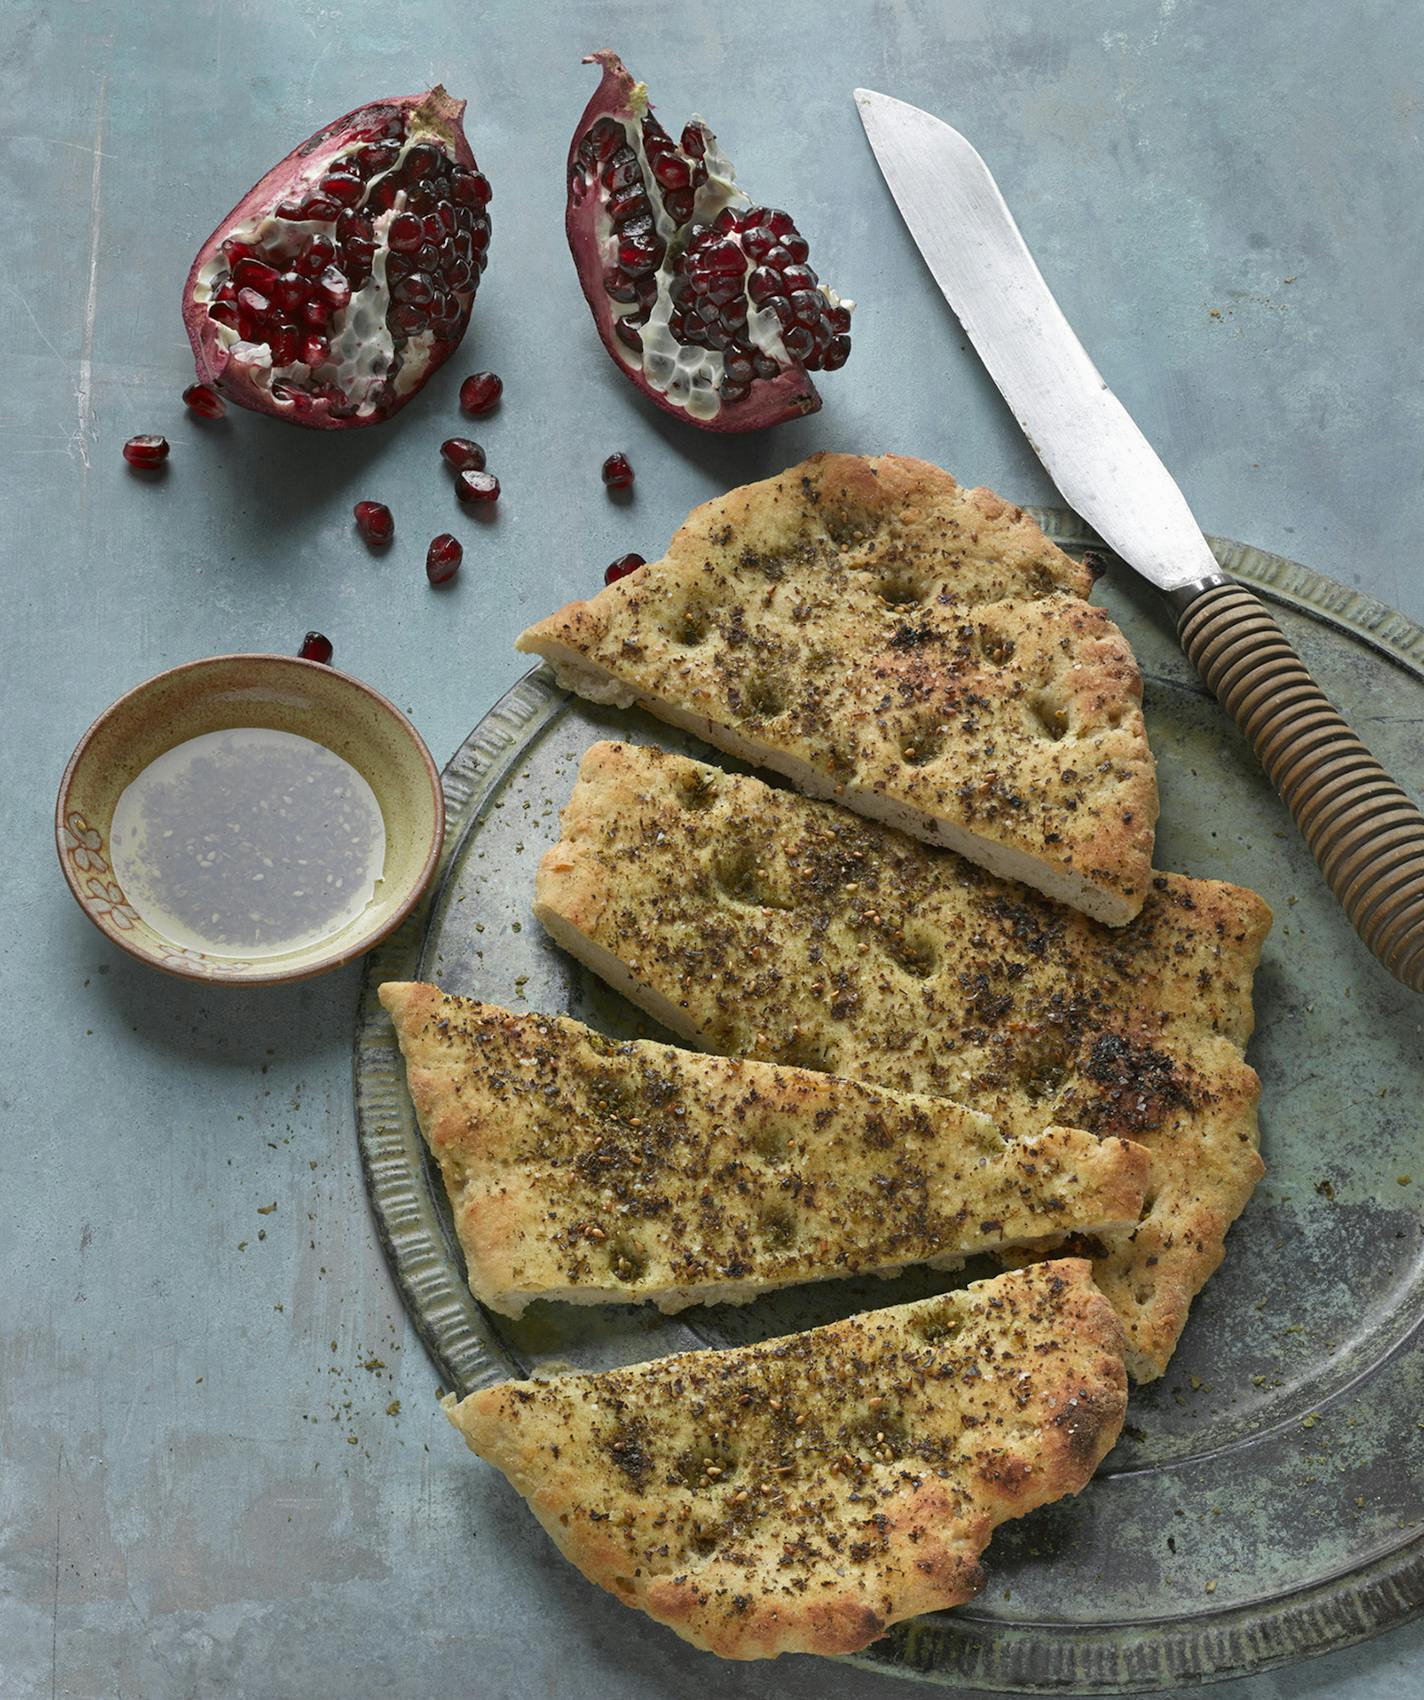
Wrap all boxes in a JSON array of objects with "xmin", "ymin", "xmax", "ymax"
[
  {"xmin": 571, "ymin": 110, "xmax": 851, "ymax": 413},
  {"xmin": 203, "ymin": 112, "xmax": 491, "ymax": 420},
  {"xmin": 676, "ymin": 209, "xmax": 851, "ymax": 388}
]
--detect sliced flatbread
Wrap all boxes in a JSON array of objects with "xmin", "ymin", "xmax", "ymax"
[
  {"xmin": 518, "ymin": 452, "xmax": 1158, "ymax": 924},
  {"xmin": 379, "ymin": 983, "xmax": 1149, "ymax": 1317},
  {"xmin": 534, "ymin": 740, "xmax": 1272, "ymax": 1381},
  {"xmin": 445, "ymin": 1257, "xmax": 1125, "ymax": 1660}
]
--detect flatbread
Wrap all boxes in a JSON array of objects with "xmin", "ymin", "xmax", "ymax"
[
  {"xmin": 445, "ymin": 1258, "xmax": 1126, "ymax": 1659},
  {"xmin": 379, "ymin": 983, "xmax": 1149, "ymax": 1317},
  {"xmin": 518, "ymin": 452, "xmax": 1158, "ymax": 924},
  {"xmin": 534, "ymin": 740, "xmax": 1272, "ymax": 1380}
]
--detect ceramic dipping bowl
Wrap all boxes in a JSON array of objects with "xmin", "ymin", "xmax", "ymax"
[{"xmin": 55, "ymin": 654, "xmax": 444, "ymax": 985}]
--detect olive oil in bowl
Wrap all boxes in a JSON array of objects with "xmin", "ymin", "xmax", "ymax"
[{"xmin": 110, "ymin": 727, "xmax": 387, "ymax": 961}]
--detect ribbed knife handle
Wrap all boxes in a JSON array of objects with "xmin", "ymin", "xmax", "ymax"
[{"xmin": 1176, "ymin": 580, "xmax": 1424, "ymax": 992}]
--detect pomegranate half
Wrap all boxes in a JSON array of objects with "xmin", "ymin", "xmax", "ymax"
[
  {"xmin": 566, "ymin": 52, "xmax": 853, "ymax": 432},
  {"xmin": 183, "ymin": 87, "xmax": 491, "ymax": 429}
]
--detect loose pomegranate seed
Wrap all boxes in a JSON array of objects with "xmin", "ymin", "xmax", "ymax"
[
  {"xmin": 298, "ymin": 631, "xmax": 334, "ymax": 664},
  {"xmin": 604, "ymin": 552, "xmax": 645, "ymax": 584},
  {"xmin": 426, "ymin": 533, "xmax": 463, "ymax": 584},
  {"xmin": 440, "ymin": 437, "xmax": 486, "ymax": 471},
  {"xmin": 181, "ymin": 383, "xmax": 225, "ymax": 419},
  {"xmin": 353, "ymin": 500, "xmax": 394, "ymax": 544},
  {"xmin": 459, "ymin": 371, "xmax": 502, "ymax": 414},
  {"xmin": 601, "ymin": 452, "xmax": 635, "ymax": 491},
  {"xmin": 122, "ymin": 434, "xmax": 169, "ymax": 468},
  {"xmin": 455, "ymin": 469, "xmax": 499, "ymax": 505}
]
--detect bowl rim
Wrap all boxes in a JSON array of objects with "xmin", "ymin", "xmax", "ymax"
[{"xmin": 55, "ymin": 651, "xmax": 445, "ymax": 987}]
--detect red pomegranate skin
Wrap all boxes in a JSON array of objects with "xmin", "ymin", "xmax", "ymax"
[
  {"xmin": 565, "ymin": 52, "xmax": 852, "ymax": 434},
  {"xmin": 183, "ymin": 87, "xmax": 490, "ymax": 430}
]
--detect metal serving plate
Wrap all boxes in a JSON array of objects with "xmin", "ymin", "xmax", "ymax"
[{"xmin": 354, "ymin": 519, "xmax": 1424, "ymax": 1693}]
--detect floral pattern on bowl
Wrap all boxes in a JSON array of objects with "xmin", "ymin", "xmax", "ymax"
[{"xmin": 60, "ymin": 813, "xmax": 140, "ymax": 934}]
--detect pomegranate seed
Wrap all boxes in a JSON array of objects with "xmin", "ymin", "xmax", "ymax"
[
  {"xmin": 320, "ymin": 172, "xmax": 363, "ymax": 206},
  {"xmin": 122, "ymin": 434, "xmax": 169, "ymax": 469},
  {"xmin": 783, "ymin": 324, "xmax": 815, "ymax": 361},
  {"xmin": 181, "ymin": 383, "xmax": 225, "ymax": 419},
  {"xmin": 353, "ymin": 500, "xmax": 394, "ymax": 544},
  {"xmin": 440, "ymin": 437, "xmax": 486, "ymax": 471},
  {"xmin": 296, "ymin": 235, "xmax": 335, "ymax": 276},
  {"xmin": 680, "ymin": 124, "xmax": 706, "ymax": 158},
  {"xmin": 390, "ymin": 303, "xmax": 428, "ymax": 336},
  {"xmin": 403, "ymin": 142, "xmax": 442, "ymax": 180},
  {"xmin": 393, "ymin": 273, "xmax": 435, "ymax": 307},
  {"xmin": 298, "ymin": 631, "xmax": 333, "ymax": 664},
  {"xmin": 357, "ymin": 142, "xmax": 400, "ymax": 175},
  {"xmin": 426, "ymin": 533, "xmax": 463, "ymax": 584},
  {"xmin": 273, "ymin": 270, "xmax": 307, "ymax": 310},
  {"xmin": 301, "ymin": 333, "xmax": 330, "ymax": 367},
  {"xmin": 604, "ymin": 552, "xmax": 645, "ymax": 585},
  {"xmin": 335, "ymin": 207, "xmax": 373, "ymax": 243},
  {"xmin": 387, "ymin": 212, "xmax": 423, "ymax": 253},
  {"xmin": 459, "ymin": 371, "xmax": 502, "ymax": 415},
  {"xmin": 601, "ymin": 452, "xmax": 634, "ymax": 491},
  {"xmin": 824, "ymin": 335, "xmax": 852, "ymax": 370},
  {"xmin": 269, "ymin": 325, "xmax": 301, "ymax": 365},
  {"xmin": 652, "ymin": 154, "xmax": 691, "ymax": 191},
  {"xmin": 318, "ymin": 266, "xmax": 352, "ymax": 310},
  {"xmin": 455, "ymin": 469, "xmax": 499, "ymax": 505},
  {"xmin": 232, "ymin": 257, "xmax": 280, "ymax": 292}
]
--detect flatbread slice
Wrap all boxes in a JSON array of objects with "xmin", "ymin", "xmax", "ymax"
[
  {"xmin": 445, "ymin": 1257, "xmax": 1125, "ymax": 1660},
  {"xmin": 517, "ymin": 452, "xmax": 1158, "ymax": 924},
  {"xmin": 379, "ymin": 983, "xmax": 1149, "ymax": 1317},
  {"xmin": 534, "ymin": 740, "xmax": 1272, "ymax": 1381}
]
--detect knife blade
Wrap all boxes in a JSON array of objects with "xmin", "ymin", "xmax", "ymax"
[
  {"xmin": 854, "ymin": 88, "xmax": 1218, "ymax": 595},
  {"xmin": 855, "ymin": 87, "xmax": 1424, "ymax": 991}
]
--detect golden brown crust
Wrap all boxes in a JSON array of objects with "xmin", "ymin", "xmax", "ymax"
[
  {"xmin": 517, "ymin": 453, "xmax": 1158, "ymax": 924},
  {"xmin": 379, "ymin": 983, "xmax": 1150, "ymax": 1316},
  {"xmin": 445, "ymin": 1258, "xmax": 1126, "ymax": 1659},
  {"xmin": 534, "ymin": 741, "xmax": 1272, "ymax": 1380}
]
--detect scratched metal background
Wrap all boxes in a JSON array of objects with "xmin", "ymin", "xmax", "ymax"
[{"xmin": 3, "ymin": 1, "xmax": 1423, "ymax": 1697}]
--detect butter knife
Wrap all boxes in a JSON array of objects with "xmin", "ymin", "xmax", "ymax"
[{"xmin": 856, "ymin": 87, "xmax": 1424, "ymax": 991}]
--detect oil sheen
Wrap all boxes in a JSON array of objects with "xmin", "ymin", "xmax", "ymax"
[{"xmin": 110, "ymin": 728, "xmax": 386, "ymax": 959}]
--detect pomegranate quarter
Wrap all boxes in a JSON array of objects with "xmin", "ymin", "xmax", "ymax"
[
  {"xmin": 567, "ymin": 51, "xmax": 853, "ymax": 432},
  {"xmin": 183, "ymin": 87, "xmax": 492, "ymax": 429}
]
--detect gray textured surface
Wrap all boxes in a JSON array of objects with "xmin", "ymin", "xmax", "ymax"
[{"xmin": 2, "ymin": 1, "xmax": 1422, "ymax": 1697}]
